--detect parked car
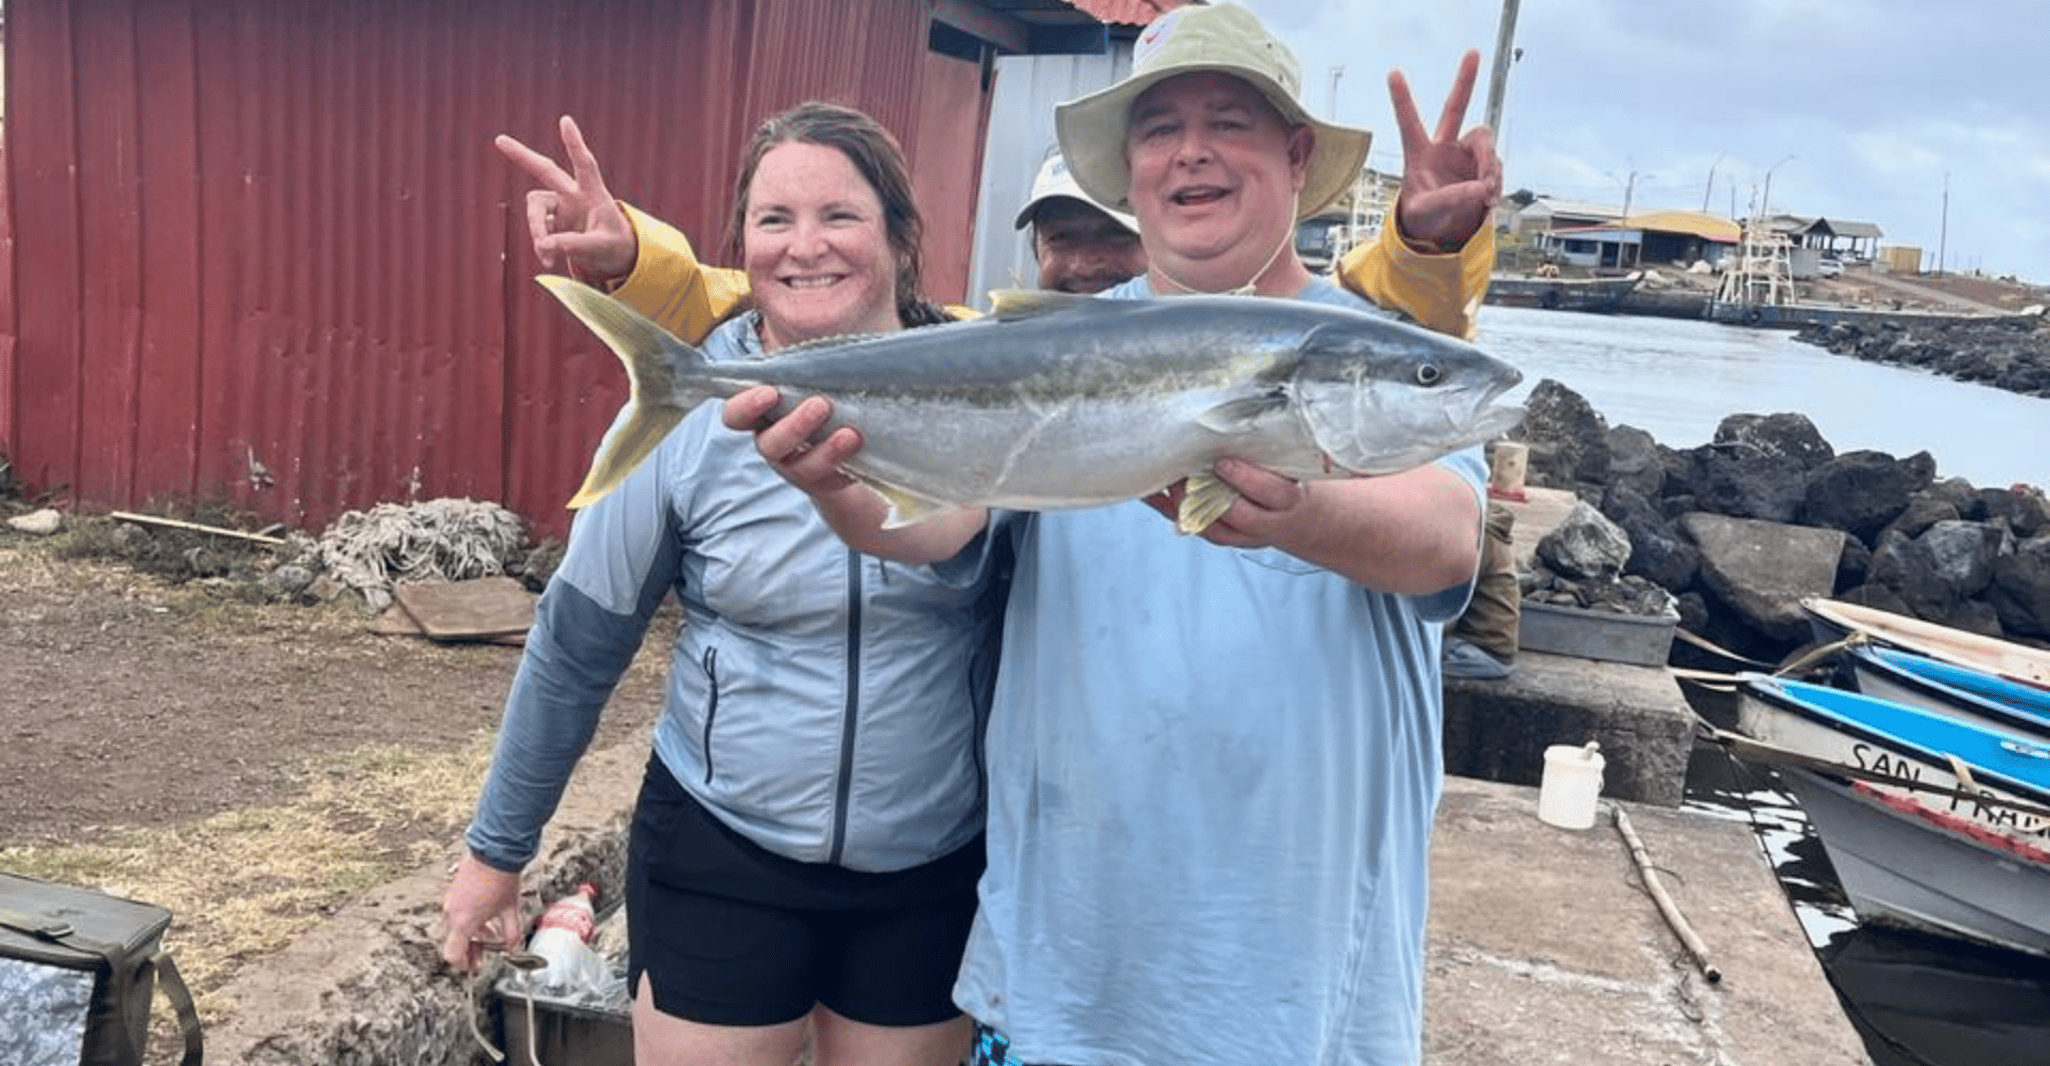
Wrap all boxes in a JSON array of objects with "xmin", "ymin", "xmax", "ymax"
[{"xmin": 1816, "ymin": 257, "xmax": 1845, "ymax": 278}]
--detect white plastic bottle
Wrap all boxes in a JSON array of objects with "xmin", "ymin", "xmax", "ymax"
[{"xmin": 523, "ymin": 883, "xmax": 604, "ymax": 997}]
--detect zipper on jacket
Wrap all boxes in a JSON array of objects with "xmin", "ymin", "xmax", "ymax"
[
  {"xmin": 828, "ymin": 549, "xmax": 863, "ymax": 866},
  {"xmin": 699, "ymin": 646, "xmax": 720, "ymax": 784}
]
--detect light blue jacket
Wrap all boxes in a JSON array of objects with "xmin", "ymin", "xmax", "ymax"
[{"xmin": 466, "ymin": 312, "xmax": 1002, "ymax": 874}]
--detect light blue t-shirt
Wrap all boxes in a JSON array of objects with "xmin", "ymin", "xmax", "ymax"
[{"xmin": 952, "ymin": 276, "xmax": 1487, "ymax": 1066}]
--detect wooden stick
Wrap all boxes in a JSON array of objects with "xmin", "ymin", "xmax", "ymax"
[
  {"xmin": 1612, "ymin": 804, "xmax": 1723, "ymax": 983},
  {"xmin": 110, "ymin": 510, "xmax": 287, "ymax": 545}
]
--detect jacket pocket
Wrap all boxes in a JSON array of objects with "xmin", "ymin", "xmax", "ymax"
[{"xmin": 697, "ymin": 646, "xmax": 720, "ymax": 784}]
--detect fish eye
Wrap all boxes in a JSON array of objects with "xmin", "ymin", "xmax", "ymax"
[{"xmin": 1415, "ymin": 363, "xmax": 1443, "ymax": 386}]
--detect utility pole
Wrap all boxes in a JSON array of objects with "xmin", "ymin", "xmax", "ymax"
[
  {"xmin": 1483, "ymin": 0, "xmax": 1523, "ymax": 135},
  {"xmin": 1327, "ymin": 65, "xmax": 1343, "ymax": 120},
  {"xmin": 1937, "ymin": 171, "xmax": 1950, "ymax": 278},
  {"xmin": 1702, "ymin": 154, "xmax": 1721, "ymax": 213}
]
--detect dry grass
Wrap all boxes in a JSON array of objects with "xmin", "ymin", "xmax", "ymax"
[{"xmin": 0, "ymin": 738, "xmax": 494, "ymax": 1017}]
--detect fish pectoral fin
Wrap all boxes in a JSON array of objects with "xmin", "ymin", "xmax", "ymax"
[
  {"xmin": 987, "ymin": 289, "xmax": 1103, "ymax": 320},
  {"xmin": 1195, "ymin": 391, "xmax": 1290, "ymax": 434},
  {"xmin": 1176, "ymin": 472, "xmax": 1241, "ymax": 535},
  {"xmin": 567, "ymin": 406, "xmax": 692, "ymax": 509},
  {"xmin": 845, "ymin": 470, "xmax": 959, "ymax": 530}
]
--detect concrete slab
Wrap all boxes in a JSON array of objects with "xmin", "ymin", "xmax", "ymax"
[
  {"xmin": 1445, "ymin": 650, "xmax": 1696, "ymax": 806},
  {"xmin": 1428, "ymin": 776, "xmax": 1870, "ymax": 1065}
]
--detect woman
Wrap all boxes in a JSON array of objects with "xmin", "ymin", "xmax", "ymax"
[{"xmin": 440, "ymin": 103, "xmax": 997, "ymax": 1066}]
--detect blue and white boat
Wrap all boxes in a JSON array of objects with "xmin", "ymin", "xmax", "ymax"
[
  {"xmin": 1735, "ymin": 674, "xmax": 2050, "ymax": 956},
  {"xmin": 1838, "ymin": 644, "xmax": 2050, "ymax": 741}
]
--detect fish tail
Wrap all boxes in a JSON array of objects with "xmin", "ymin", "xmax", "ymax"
[{"xmin": 536, "ymin": 275, "xmax": 713, "ymax": 509}]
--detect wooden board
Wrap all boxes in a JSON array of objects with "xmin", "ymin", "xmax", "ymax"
[{"xmin": 389, "ymin": 577, "xmax": 535, "ymax": 643}]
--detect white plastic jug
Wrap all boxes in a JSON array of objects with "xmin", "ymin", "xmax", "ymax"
[{"xmin": 1537, "ymin": 741, "xmax": 1606, "ymax": 829}]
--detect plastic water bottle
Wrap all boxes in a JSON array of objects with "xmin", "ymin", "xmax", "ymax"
[{"xmin": 523, "ymin": 883, "xmax": 605, "ymax": 997}]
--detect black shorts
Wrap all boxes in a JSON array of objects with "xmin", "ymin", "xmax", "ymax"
[{"xmin": 625, "ymin": 756, "xmax": 984, "ymax": 1027}]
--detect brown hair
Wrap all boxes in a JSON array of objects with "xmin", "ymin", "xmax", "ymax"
[{"xmin": 726, "ymin": 102, "xmax": 952, "ymax": 328}]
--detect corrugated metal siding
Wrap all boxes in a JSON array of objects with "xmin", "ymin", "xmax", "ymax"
[
  {"xmin": 965, "ymin": 48, "xmax": 1133, "ymax": 308},
  {"xmin": 2, "ymin": 0, "xmax": 1004, "ymax": 538}
]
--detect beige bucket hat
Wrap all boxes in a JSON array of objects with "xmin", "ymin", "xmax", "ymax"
[
  {"xmin": 1054, "ymin": 2, "xmax": 1372, "ymax": 221},
  {"xmin": 1012, "ymin": 151, "xmax": 1140, "ymax": 234}
]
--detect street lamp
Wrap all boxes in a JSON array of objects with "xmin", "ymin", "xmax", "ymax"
[{"xmin": 1759, "ymin": 154, "xmax": 1797, "ymax": 218}]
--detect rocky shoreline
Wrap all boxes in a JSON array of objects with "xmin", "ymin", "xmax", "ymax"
[
  {"xmin": 1795, "ymin": 315, "xmax": 2050, "ymax": 399},
  {"xmin": 1511, "ymin": 379, "xmax": 2050, "ymax": 666}
]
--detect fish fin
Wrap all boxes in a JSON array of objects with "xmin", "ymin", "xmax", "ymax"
[
  {"xmin": 845, "ymin": 470, "xmax": 959, "ymax": 529},
  {"xmin": 1177, "ymin": 472, "xmax": 1241, "ymax": 534},
  {"xmin": 536, "ymin": 275, "xmax": 711, "ymax": 509},
  {"xmin": 566, "ymin": 405, "xmax": 691, "ymax": 508},
  {"xmin": 1194, "ymin": 390, "xmax": 1290, "ymax": 434},
  {"xmin": 987, "ymin": 289, "xmax": 1103, "ymax": 320}
]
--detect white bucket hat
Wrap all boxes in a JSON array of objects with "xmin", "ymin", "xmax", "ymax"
[
  {"xmin": 1054, "ymin": 1, "xmax": 1372, "ymax": 221},
  {"xmin": 1012, "ymin": 152, "xmax": 1140, "ymax": 234}
]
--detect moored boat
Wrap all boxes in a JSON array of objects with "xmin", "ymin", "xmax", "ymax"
[
  {"xmin": 1484, "ymin": 271, "xmax": 1642, "ymax": 313},
  {"xmin": 1836, "ymin": 643, "xmax": 2050, "ymax": 740},
  {"xmin": 1802, "ymin": 597, "xmax": 2050, "ymax": 691},
  {"xmin": 1779, "ymin": 767, "xmax": 2050, "ymax": 958},
  {"xmin": 1734, "ymin": 675, "xmax": 2050, "ymax": 842}
]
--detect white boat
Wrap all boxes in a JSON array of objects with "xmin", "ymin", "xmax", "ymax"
[
  {"xmin": 1734, "ymin": 674, "xmax": 2050, "ymax": 956},
  {"xmin": 1779, "ymin": 767, "xmax": 2050, "ymax": 958},
  {"xmin": 1803, "ymin": 597, "xmax": 2050, "ymax": 690},
  {"xmin": 1837, "ymin": 643, "xmax": 2050, "ymax": 741}
]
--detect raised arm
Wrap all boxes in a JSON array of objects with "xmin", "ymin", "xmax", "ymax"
[{"xmin": 495, "ymin": 115, "xmax": 639, "ymax": 284}]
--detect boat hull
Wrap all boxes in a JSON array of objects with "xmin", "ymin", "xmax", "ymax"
[
  {"xmin": 1783, "ymin": 768, "xmax": 2050, "ymax": 958},
  {"xmin": 1839, "ymin": 645, "xmax": 2050, "ymax": 740},
  {"xmin": 1804, "ymin": 597, "xmax": 2050, "ymax": 690},
  {"xmin": 1734, "ymin": 677, "xmax": 2050, "ymax": 842}
]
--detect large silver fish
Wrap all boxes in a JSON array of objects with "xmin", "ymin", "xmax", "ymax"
[{"xmin": 540, "ymin": 275, "xmax": 1524, "ymax": 532}]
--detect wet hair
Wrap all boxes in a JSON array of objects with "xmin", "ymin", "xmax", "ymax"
[{"xmin": 726, "ymin": 101, "xmax": 953, "ymax": 328}]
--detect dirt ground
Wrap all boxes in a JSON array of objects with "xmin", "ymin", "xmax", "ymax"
[{"xmin": 0, "ymin": 513, "xmax": 667, "ymax": 1029}]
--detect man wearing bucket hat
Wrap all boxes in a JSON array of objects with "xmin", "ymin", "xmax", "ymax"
[
  {"xmin": 729, "ymin": 3, "xmax": 1504, "ymax": 1064},
  {"xmin": 1013, "ymin": 151, "xmax": 1147, "ymax": 294}
]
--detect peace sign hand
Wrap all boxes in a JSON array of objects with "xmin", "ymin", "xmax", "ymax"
[
  {"xmin": 1387, "ymin": 49, "xmax": 1503, "ymax": 254},
  {"xmin": 494, "ymin": 115, "xmax": 638, "ymax": 285}
]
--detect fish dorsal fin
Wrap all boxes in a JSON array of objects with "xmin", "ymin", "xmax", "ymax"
[
  {"xmin": 1177, "ymin": 472, "xmax": 1240, "ymax": 534},
  {"xmin": 987, "ymin": 289, "xmax": 1103, "ymax": 320},
  {"xmin": 778, "ymin": 329, "xmax": 897, "ymax": 355}
]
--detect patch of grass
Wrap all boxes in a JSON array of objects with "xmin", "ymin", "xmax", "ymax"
[{"xmin": 0, "ymin": 735, "xmax": 498, "ymax": 1019}]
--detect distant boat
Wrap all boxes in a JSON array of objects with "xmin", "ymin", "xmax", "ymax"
[
  {"xmin": 1485, "ymin": 271, "xmax": 1642, "ymax": 313},
  {"xmin": 1734, "ymin": 674, "xmax": 2050, "ymax": 956},
  {"xmin": 1803, "ymin": 597, "xmax": 2050, "ymax": 691}
]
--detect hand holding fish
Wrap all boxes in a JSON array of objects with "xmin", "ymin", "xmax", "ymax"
[
  {"xmin": 1387, "ymin": 49, "xmax": 1502, "ymax": 255},
  {"xmin": 723, "ymin": 386, "xmax": 990, "ymax": 565},
  {"xmin": 494, "ymin": 115, "xmax": 639, "ymax": 285}
]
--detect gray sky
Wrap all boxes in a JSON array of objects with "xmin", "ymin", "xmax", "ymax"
[{"xmin": 1234, "ymin": 0, "xmax": 2049, "ymax": 283}]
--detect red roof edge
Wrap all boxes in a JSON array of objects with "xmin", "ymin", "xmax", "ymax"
[{"xmin": 1063, "ymin": 0, "xmax": 1190, "ymax": 28}]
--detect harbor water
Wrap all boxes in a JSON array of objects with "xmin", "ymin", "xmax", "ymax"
[
  {"xmin": 1476, "ymin": 305, "xmax": 2050, "ymax": 492},
  {"xmin": 1486, "ymin": 304, "xmax": 2050, "ymax": 1065}
]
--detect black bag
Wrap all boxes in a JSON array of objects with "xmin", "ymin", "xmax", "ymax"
[{"xmin": 0, "ymin": 872, "xmax": 203, "ymax": 1066}]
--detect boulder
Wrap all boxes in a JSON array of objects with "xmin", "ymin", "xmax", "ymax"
[
  {"xmin": 1802, "ymin": 450, "xmax": 1935, "ymax": 546},
  {"xmin": 1535, "ymin": 501, "xmax": 1632, "ymax": 580},
  {"xmin": 1680, "ymin": 512, "xmax": 1845, "ymax": 646},
  {"xmin": 1867, "ymin": 520, "xmax": 2005, "ymax": 618},
  {"xmin": 1514, "ymin": 379, "xmax": 1611, "ymax": 487},
  {"xmin": 1990, "ymin": 535, "xmax": 2050, "ymax": 640},
  {"xmin": 1712, "ymin": 412, "xmax": 1835, "ymax": 470}
]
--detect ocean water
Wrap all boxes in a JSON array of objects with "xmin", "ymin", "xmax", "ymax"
[{"xmin": 1476, "ymin": 305, "xmax": 2050, "ymax": 492}]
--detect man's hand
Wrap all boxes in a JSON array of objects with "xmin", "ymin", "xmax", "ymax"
[
  {"xmin": 1388, "ymin": 49, "xmax": 1503, "ymax": 254},
  {"xmin": 1142, "ymin": 459, "xmax": 1311, "ymax": 550},
  {"xmin": 495, "ymin": 115, "xmax": 639, "ymax": 284}
]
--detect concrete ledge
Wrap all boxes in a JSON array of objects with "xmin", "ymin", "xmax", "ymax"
[
  {"xmin": 203, "ymin": 739, "xmax": 645, "ymax": 1065},
  {"xmin": 1443, "ymin": 650, "xmax": 1695, "ymax": 806},
  {"xmin": 1427, "ymin": 776, "xmax": 1868, "ymax": 1064}
]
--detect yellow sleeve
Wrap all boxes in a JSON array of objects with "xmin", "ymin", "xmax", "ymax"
[
  {"xmin": 1334, "ymin": 197, "xmax": 1494, "ymax": 342},
  {"xmin": 608, "ymin": 203, "xmax": 753, "ymax": 346}
]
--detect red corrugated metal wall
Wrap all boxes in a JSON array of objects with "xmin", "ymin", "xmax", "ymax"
[{"xmin": 1, "ymin": 0, "xmax": 997, "ymax": 539}]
